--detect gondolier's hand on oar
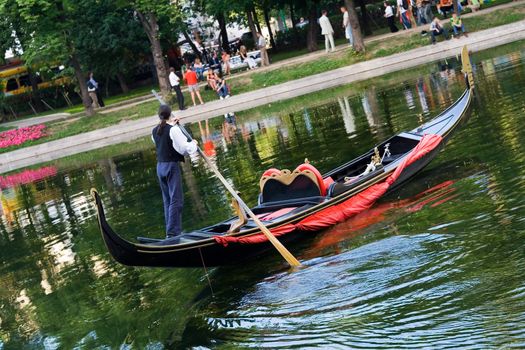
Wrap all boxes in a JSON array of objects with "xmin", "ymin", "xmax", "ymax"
[{"xmin": 151, "ymin": 90, "xmax": 301, "ymax": 268}]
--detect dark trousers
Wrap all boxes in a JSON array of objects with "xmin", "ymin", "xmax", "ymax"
[
  {"xmin": 172, "ymin": 85, "xmax": 185, "ymax": 110},
  {"xmin": 431, "ymin": 28, "xmax": 449, "ymax": 43},
  {"xmin": 387, "ymin": 16, "xmax": 398, "ymax": 33},
  {"xmin": 96, "ymin": 90, "xmax": 105, "ymax": 107},
  {"xmin": 157, "ymin": 162, "xmax": 184, "ymax": 237}
]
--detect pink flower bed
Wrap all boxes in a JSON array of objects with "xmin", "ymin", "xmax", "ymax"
[
  {"xmin": 0, "ymin": 166, "xmax": 58, "ymax": 189},
  {"xmin": 0, "ymin": 124, "xmax": 47, "ymax": 149}
]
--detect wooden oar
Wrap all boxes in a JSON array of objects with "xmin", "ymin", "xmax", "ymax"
[{"xmin": 151, "ymin": 90, "xmax": 301, "ymax": 268}]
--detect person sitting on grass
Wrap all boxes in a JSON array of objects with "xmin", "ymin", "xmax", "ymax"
[
  {"xmin": 437, "ymin": 0, "xmax": 454, "ymax": 18},
  {"xmin": 215, "ymin": 77, "xmax": 230, "ymax": 99},
  {"xmin": 450, "ymin": 13, "xmax": 468, "ymax": 37},
  {"xmin": 429, "ymin": 17, "xmax": 449, "ymax": 44},
  {"xmin": 207, "ymin": 68, "xmax": 218, "ymax": 91},
  {"xmin": 468, "ymin": 0, "xmax": 480, "ymax": 11}
]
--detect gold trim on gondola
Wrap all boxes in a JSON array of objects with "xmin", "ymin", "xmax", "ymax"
[{"xmin": 259, "ymin": 169, "xmax": 320, "ymax": 192}]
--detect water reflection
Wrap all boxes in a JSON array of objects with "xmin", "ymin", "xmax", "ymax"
[{"xmin": 1, "ymin": 46, "xmax": 525, "ymax": 348}]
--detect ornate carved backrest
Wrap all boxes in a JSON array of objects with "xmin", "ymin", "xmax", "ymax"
[{"xmin": 259, "ymin": 169, "xmax": 322, "ymax": 204}]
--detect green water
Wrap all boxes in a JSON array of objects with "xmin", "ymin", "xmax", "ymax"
[{"xmin": 2, "ymin": 45, "xmax": 525, "ymax": 349}]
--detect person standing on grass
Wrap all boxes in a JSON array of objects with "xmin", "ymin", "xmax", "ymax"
[
  {"xmin": 193, "ymin": 58, "xmax": 204, "ymax": 81},
  {"xmin": 87, "ymin": 72, "xmax": 103, "ymax": 108},
  {"xmin": 450, "ymin": 13, "xmax": 468, "ymax": 37},
  {"xmin": 340, "ymin": 6, "xmax": 354, "ymax": 48},
  {"xmin": 429, "ymin": 17, "xmax": 449, "ymax": 44},
  {"xmin": 183, "ymin": 66, "xmax": 204, "ymax": 106},
  {"xmin": 319, "ymin": 10, "xmax": 336, "ymax": 53},
  {"xmin": 152, "ymin": 104, "xmax": 198, "ymax": 238},
  {"xmin": 257, "ymin": 32, "xmax": 270, "ymax": 67},
  {"xmin": 87, "ymin": 74, "xmax": 99, "ymax": 108},
  {"xmin": 222, "ymin": 51, "xmax": 231, "ymax": 75},
  {"xmin": 396, "ymin": 0, "xmax": 412, "ymax": 29},
  {"xmin": 384, "ymin": 1, "xmax": 399, "ymax": 32},
  {"xmin": 169, "ymin": 67, "xmax": 185, "ymax": 111}
]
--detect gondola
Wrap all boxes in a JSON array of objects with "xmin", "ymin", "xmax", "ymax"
[{"xmin": 91, "ymin": 46, "xmax": 474, "ymax": 268}]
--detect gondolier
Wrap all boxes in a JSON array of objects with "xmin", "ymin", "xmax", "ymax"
[{"xmin": 152, "ymin": 105, "xmax": 197, "ymax": 238}]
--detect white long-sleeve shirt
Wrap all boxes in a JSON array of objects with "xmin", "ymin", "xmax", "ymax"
[
  {"xmin": 385, "ymin": 5, "xmax": 394, "ymax": 17},
  {"xmin": 319, "ymin": 15, "xmax": 334, "ymax": 35},
  {"xmin": 152, "ymin": 124, "xmax": 198, "ymax": 156},
  {"xmin": 343, "ymin": 11, "xmax": 350, "ymax": 27},
  {"xmin": 170, "ymin": 125, "xmax": 197, "ymax": 155},
  {"xmin": 169, "ymin": 72, "xmax": 180, "ymax": 87}
]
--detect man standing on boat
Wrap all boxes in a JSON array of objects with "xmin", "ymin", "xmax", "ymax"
[{"xmin": 152, "ymin": 105, "xmax": 198, "ymax": 238}]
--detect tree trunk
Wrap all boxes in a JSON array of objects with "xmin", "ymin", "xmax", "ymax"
[
  {"xmin": 136, "ymin": 11, "xmax": 170, "ymax": 96},
  {"xmin": 70, "ymin": 54, "xmax": 94, "ymax": 117},
  {"xmin": 116, "ymin": 72, "xmax": 129, "ymax": 94},
  {"xmin": 306, "ymin": 1, "xmax": 319, "ymax": 52},
  {"xmin": 357, "ymin": 0, "xmax": 372, "ymax": 36},
  {"xmin": 246, "ymin": 9, "xmax": 258, "ymax": 49},
  {"xmin": 182, "ymin": 30, "xmax": 202, "ymax": 59},
  {"xmin": 290, "ymin": 1, "xmax": 297, "ymax": 28},
  {"xmin": 253, "ymin": 8, "xmax": 262, "ymax": 33},
  {"xmin": 217, "ymin": 12, "xmax": 230, "ymax": 53},
  {"xmin": 263, "ymin": 5, "xmax": 276, "ymax": 49},
  {"xmin": 345, "ymin": 0, "xmax": 365, "ymax": 52}
]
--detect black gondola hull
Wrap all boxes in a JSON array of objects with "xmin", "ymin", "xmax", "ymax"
[{"xmin": 92, "ymin": 80, "xmax": 473, "ymax": 268}]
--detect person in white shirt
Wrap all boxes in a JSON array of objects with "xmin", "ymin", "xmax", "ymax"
[
  {"xmin": 340, "ymin": 6, "xmax": 354, "ymax": 47},
  {"xmin": 257, "ymin": 32, "xmax": 270, "ymax": 66},
  {"xmin": 152, "ymin": 105, "xmax": 198, "ymax": 238},
  {"xmin": 429, "ymin": 17, "xmax": 449, "ymax": 44},
  {"xmin": 169, "ymin": 67, "xmax": 185, "ymax": 110},
  {"xmin": 396, "ymin": 0, "xmax": 412, "ymax": 29},
  {"xmin": 384, "ymin": 1, "xmax": 399, "ymax": 32},
  {"xmin": 319, "ymin": 10, "xmax": 335, "ymax": 53}
]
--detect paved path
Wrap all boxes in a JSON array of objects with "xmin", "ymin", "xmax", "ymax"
[
  {"xmin": 2, "ymin": 19, "xmax": 525, "ymax": 173},
  {"xmin": 2, "ymin": 0, "xmax": 523, "ymax": 131}
]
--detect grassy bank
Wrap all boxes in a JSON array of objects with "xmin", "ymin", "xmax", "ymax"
[
  {"xmin": 230, "ymin": 5, "xmax": 525, "ymax": 93},
  {"xmin": 1, "ymin": 4, "xmax": 524, "ymax": 156}
]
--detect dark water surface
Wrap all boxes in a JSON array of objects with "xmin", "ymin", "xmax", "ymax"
[{"xmin": 2, "ymin": 45, "xmax": 525, "ymax": 349}]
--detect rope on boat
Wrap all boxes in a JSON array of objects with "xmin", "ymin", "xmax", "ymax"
[{"xmin": 199, "ymin": 248, "xmax": 215, "ymax": 297}]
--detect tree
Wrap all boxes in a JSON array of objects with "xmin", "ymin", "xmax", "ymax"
[
  {"xmin": 357, "ymin": 0, "xmax": 372, "ymax": 36},
  {"xmin": 14, "ymin": 0, "xmax": 97, "ymax": 116},
  {"xmin": 128, "ymin": 0, "xmax": 186, "ymax": 96},
  {"xmin": 73, "ymin": 1, "xmax": 150, "ymax": 94},
  {"xmin": 194, "ymin": 0, "xmax": 233, "ymax": 52},
  {"xmin": 345, "ymin": 0, "xmax": 365, "ymax": 52},
  {"xmin": 262, "ymin": 1, "xmax": 277, "ymax": 49},
  {"xmin": 306, "ymin": 0, "xmax": 319, "ymax": 52},
  {"xmin": 135, "ymin": 11, "xmax": 170, "ymax": 96},
  {"xmin": 0, "ymin": 0, "xmax": 47, "ymax": 112}
]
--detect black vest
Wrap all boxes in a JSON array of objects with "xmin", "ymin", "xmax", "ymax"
[{"xmin": 152, "ymin": 124, "xmax": 185, "ymax": 162}]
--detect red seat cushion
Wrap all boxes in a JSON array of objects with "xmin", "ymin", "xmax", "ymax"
[{"xmin": 295, "ymin": 163, "xmax": 327, "ymax": 196}]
